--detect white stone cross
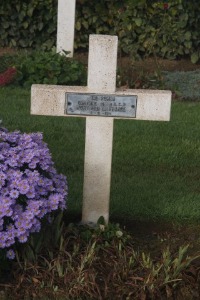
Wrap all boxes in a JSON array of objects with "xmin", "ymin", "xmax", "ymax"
[
  {"xmin": 31, "ymin": 34, "xmax": 171, "ymax": 224},
  {"xmin": 56, "ymin": 0, "xmax": 76, "ymax": 57}
]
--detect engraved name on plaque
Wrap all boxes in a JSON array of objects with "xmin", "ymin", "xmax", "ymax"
[{"xmin": 65, "ymin": 93, "xmax": 137, "ymax": 117}]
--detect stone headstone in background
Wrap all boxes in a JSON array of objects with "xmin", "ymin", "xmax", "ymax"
[
  {"xmin": 31, "ymin": 34, "xmax": 172, "ymax": 224},
  {"xmin": 56, "ymin": 0, "xmax": 76, "ymax": 57}
]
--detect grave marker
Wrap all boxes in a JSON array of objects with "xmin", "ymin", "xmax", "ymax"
[
  {"xmin": 56, "ymin": 0, "xmax": 76, "ymax": 56},
  {"xmin": 31, "ymin": 34, "xmax": 172, "ymax": 224}
]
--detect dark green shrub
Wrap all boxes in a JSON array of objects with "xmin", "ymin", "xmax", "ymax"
[
  {"xmin": 75, "ymin": 0, "xmax": 200, "ymax": 62},
  {"xmin": 0, "ymin": 0, "xmax": 199, "ymax": 62},
  {"xmin": 0, "ymin": 0, "xmax": 57, "ymax": 49},
  {"xmin": 1, "ymin": 50, "xmax": 87, "ymax": 88}
]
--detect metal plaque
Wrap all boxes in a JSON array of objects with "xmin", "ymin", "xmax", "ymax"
[{"xmin": 65, "ymin": 93, "xmax": 137, "ymax": 118}]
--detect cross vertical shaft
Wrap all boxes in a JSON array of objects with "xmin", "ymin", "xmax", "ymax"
[
  {"xmin": 82, "ymin": 35, "xmax": 118, "ymax": 224},
  {"xmin": 56, "ymin": 0, "xmax": 76, "ymax": 56}
]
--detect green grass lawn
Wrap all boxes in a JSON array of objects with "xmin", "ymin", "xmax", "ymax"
[{"xmin": 1, "ymin": 87, "xmax": 200, "ymax": 223}]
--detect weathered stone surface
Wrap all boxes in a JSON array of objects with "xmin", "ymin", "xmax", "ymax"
[
  {"xmin": 31, "ymin": 85, "xmax": 171, "ymax": 121},
  {"xmin": 87, "ymin": 35, "xmax": 118, "ymax": 93},
  {"xmin": 56, "ymin": 0, "xmax": 76, "ymax": 56},
  {"xmin": 82, "ymin": 117, "xmax": 113, "ymax": 223}
]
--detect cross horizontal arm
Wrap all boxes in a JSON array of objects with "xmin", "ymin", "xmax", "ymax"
[{"xmin": 31, "ymin": 84, "xmax": 171, "ymax": 121}]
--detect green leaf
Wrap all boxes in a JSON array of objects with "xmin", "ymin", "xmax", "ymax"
[
  {"xmin": 23, "ymin": 22, "xmax": 29, "ymax": 29},
  {"xmin": 27, "ymin": 7, "xmax": 34, "ymax": 17},
  {"xmin": 184, "ymin": 41, "xmax": 191, "ymax": 49},
  {"xmin": 2, "ymin": 22, "xmax": 9, "ymax": 29},
  {"xmin": 16, "ymin": 4, "xmax": 20, "ymax": 12},
  {"xmin": 127, "ymin": 24, "xmax": 132, "ymax": 31},
  {"xmin": 75, "ymin": 21, "xmax": 81, "ymax": 31},
  {"xmin": 19, "ymin": 39, "xmax": 28, "ymax": 47},
  {"xmin": 191, "ymin": 53, "xmax": 199, "ymax": 64},
  {"xmin": 38, "ymin": 22, "xmax": 44, "ymax": 31},
  {"xmin": 92, "ymin": 16, "xmax": 98, "ymax": 23},
  {"xmin": 135, "ymin": 18, "xmax": 142, "ymax": 27},
  {"xmin": 82, "ymin": 20, "xmax": 89, "ymax": 29},
  {"xmin": 184, "ymin": 31, "xmax": 191, "ymax": 41},
  {"xmin": 10, "ymin": 39, "xmax": 16, "ymax": 47}
]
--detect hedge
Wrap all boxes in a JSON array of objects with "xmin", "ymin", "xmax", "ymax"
[
  {"xmin": 0, "ymin": 0, "xmax": 57, "ymax": 49},
  {"xmin": 0, "ymin": 0, "xmax": 199, "ymax": 62}
]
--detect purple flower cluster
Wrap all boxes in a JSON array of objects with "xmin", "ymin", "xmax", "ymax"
[{"xmin": 0, "ymin": 130, "xmax": 68, "ymax": 259}]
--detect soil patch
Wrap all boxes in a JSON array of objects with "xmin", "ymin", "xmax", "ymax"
[
  {"xmin": 119, "ymin": 56, "xmax": 200, "ymax": 73},
  {"xmin": 116, "ymin": 218, "xmax": 200, "ymax": 258},
  {"xmin": 76, "ymin": 52, "xmax": 200, "ymax": 73},
  {"xmin": 0, "ymin": 47, "xmax": 16, "ymax": 57}
]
